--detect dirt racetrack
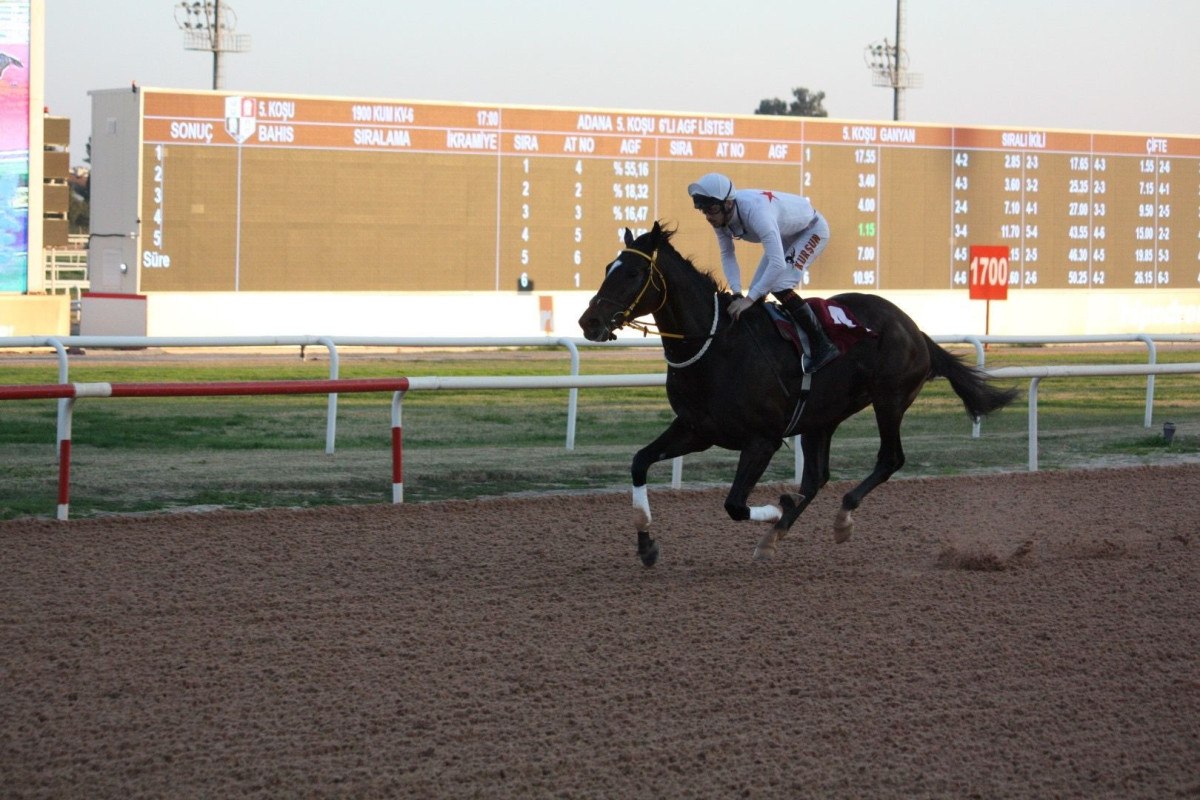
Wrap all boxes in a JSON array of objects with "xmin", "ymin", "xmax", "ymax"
[{"xmin": 2, "ymin": 464, "xmax": 1198, "ymax": 799}]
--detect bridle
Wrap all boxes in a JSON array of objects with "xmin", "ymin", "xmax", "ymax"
[
  {"xmin": 595, "ymin": 246, "xmax": 721, "ymax": 369},
  {"xmin": 595, "ymin": 247, "xmax": 670, "ymax": 337}
]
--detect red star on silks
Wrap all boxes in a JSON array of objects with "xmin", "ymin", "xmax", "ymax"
[{"xmin": 760, "ymin": 191, "xmax": 777, "ymax": 202}]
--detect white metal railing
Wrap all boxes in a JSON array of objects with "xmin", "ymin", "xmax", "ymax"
[
  {"xmin": 43, "ymin": 248, "xmax": 88, "ymax": 280},
  {"xmin": 3, "ymin": 364, "xmax": 1197, "ymax": 519},
  {"xmin": 2, "ymin": 334, "xmax": 1198, "ymax": 476},
  {"xmin": 0, "ymin": 334, "xmax": 676, "ymax": 454},
  {"xmin": 987, "ymin": 362, "xmax": 1200, "ymax": 471},
  {"xmin": 1, "ymin": 336, "xmax": 342, "ymax": 457},
  {"xmin": 935, "ymin": 333, "xmax": 1200, "ymax": 435},
  {"xmin": 43, "ymin": 249, "xmax": 90, "ymax": 321}
]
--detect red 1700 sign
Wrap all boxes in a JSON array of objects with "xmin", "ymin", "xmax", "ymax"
[{"xmin": 968, "ymin": 246, "xmax": 1009, "ymax": 300}]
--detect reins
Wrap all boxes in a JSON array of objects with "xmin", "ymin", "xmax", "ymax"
[{"xmin": 661, "ymin": 292, "xmax": 720, "ymax": 369}]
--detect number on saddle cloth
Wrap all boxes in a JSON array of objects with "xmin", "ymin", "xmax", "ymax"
[{"xmin": 765, "ymin": 299, "xmax": 877, "ymax": 362}]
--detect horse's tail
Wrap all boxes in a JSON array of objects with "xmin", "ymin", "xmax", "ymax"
[{"xmin": 924, "ymin": 334, "xmax": 1020, "ymax": 419}]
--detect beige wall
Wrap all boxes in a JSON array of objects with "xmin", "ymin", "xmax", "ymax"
[
  {"xmin": 77, "ymin": 289, "xmax": 1200, "ymax": 339},
  {"xmin": 0, "ymin": 295, "xmax": 71, "ymax": 336}
]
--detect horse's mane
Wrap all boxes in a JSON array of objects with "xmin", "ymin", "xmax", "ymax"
[{"xmin": 653, "ymin": 224, "xmax": 724, "ymax": 295}]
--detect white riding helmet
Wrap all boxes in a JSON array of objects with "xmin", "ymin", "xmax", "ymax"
[{"xmin": 687, "ymin": 173, "xmax": 735, "ymax": 208}]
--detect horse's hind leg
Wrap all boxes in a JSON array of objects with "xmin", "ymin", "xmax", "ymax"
[
  {"xmin": 631, "ymin": 419, "xmax": 710, "ymax": 567},
  {"xmin": 835, "ymin": 401, "xmax": 908, "ymax": 542}
]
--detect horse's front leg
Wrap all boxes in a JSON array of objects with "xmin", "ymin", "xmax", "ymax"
[
  {"xmin": 723, "ymin": 437, "xmax": 784, "ymax": 522},
  {"xmin": 630, "ymin": 419, "xmax": 710, "ymax": 567},
  {"xmin": 757, "ymin": 430, "xmax": 829, "ymax": 560},
  {"xmin": 712, "ymin": 437, "xmax": 787, "ymax": 561}
]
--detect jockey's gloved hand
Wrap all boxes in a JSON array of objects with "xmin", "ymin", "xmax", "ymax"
[{"xmin": 728, "ymin": 296, "xmax": 755, "ymax": 321}]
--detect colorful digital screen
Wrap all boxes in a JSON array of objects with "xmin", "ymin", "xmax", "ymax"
[{"xmin": 0, "ymin": 0, "xmax": 31, "ymax": 294}]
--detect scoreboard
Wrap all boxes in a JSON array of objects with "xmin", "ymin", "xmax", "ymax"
[{"xmin": 135, "ymin": 89, "xmax": 1200, "ymax": 296}]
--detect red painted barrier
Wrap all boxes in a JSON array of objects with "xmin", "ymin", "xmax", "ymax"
[
  {"xmin": 0, "ymin": 378, "xmax": 409, "ymax": 400},
  {"xmin": 1, "ymin": 378, "xmax": 411, "ymax": 520},
  {"xmin": 0, "ymin": 384, "xmax": 76, "ymax": 400},
  {"xmin": 107, "ymin": 378, "xmax": 410, "ymax": 397}
]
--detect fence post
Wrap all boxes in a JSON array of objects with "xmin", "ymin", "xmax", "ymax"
[
  {"xmin": 560, "ymin": 338, "xmax": 580, "ymax": 450},
  {"xmin": 391, "ymin": 390, "xmax": 405, "ymax": 503},
  {"xmin": 320, "ymin": 337, "xmax": 340, "ymax": 453},
  {"xmin": 1027, "ymin": 377, "xmax": 1041, "ymax": 472},
  {"xmin": 57, "ymin": 396, "xmax": 75, "ymax": 520},
  {"xmin": 45, "ymin": 337, "xmax": 70, "ymax": 460},
  {"xmin": 1138, "ymin": 334, "xmax": 1156, "ymax": 428}
]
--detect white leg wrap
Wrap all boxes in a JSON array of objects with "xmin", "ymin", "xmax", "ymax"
[
  {"xmin": 749, "ymin": 504, "xmax": 782, "ymax": 523},
  {"xmin": 632, "ymin": 485, "xmax": 652, "ymax": 530}
]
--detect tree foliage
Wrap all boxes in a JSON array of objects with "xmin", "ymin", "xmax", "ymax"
[
  {"xmin": 65, "ymin": 137, "xmax": 92, "ymax": 234},
  {"xmin": 754, "ymin": 87, "xmax": 828, "ymax": 118},
  {"xmin": 68, "ymin": 188, "xmax": 89, "ymax": 234}
]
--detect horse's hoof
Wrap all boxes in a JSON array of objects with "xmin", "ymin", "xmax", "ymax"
[
  {"xmin": 772, "ymin": 521, "xmax": 791, "ymax": 543},
  {"xmin": 752, "ymin": 544, "xmax": 775, "ymax": 562},
  {"xmin": 833, "ymin": 509, "xmax": 854, "ymax": 543},
  {"xmin": 754, "ymin": 529, "xmax": 779, "ymax": 561},
  {"xmin": 638, "ymin": 538, "xmax": 660, "ymax": 567}
]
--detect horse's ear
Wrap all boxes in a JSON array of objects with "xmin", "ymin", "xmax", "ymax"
[
  {"xmin": 623, "ymin": 228, "xmax": 634, "ymax": 247},
  {"xmin": 650, "ymin": 220, "xmax": 665, "ymax": 247}
]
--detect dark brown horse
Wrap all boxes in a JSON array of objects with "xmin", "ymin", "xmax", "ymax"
[{"xmin": 578, "ymin": 222, "xmax": 1018, "ymax": 566}]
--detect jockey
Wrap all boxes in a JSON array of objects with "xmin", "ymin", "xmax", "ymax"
[{"xmin": 687, "ymin": 172, "xmax": 840, "ymax": 372}]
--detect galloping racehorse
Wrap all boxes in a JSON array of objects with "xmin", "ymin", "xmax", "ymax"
[{"xmin": 578, "ymin": 222, "xmax": 1018, "ymax": 566}]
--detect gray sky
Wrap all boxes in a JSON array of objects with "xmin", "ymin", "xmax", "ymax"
[{"xmin": 45, "ymin": 0, "xmax": 1200, "ymax": 166}]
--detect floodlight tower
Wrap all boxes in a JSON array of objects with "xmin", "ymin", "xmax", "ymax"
[
  {"xmin": 864, "ymin": 0, "xmax": 922, "ymax": 121},
  {"xmin": 174, "ymin": 1, "xmax": 250, "ymax": 90}
]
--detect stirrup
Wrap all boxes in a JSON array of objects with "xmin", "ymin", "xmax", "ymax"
[{"xmin": 805, "ymin": 342, "xmax": 839, "ymax": 372}]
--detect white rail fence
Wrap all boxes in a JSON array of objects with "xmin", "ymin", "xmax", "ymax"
[
  {"xmin": 0, "ymin": 335, "xmax": 614, "ymax": 454},
  {"xmin": 938, "ymin": 333, "xmax": 1200, "ymax": 435},
  {"xmin": 989, "ymin": 363, "xmax": 1200, "ymax": 471},
  {"xmin": 3, "ymin": 333, "xmax": 1199, "ymax": 456},
  {"xmin": 2, "ymin": 336, "xmax": 1198, "ymax": 511},
  {"xmin": 2, "ymin": 363, "xmax": 1198, "ymax": 520}
]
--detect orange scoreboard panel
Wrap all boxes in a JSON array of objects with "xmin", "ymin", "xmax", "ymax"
[{"xmin": 138, "ymin": 90, "xmax": 1200, "ymax": 294}]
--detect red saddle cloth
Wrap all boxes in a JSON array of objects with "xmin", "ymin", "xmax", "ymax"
[
  {"xmin": 808, "ymin": 297, "xmax": 877, "ymax": 352},
  {"xmin": 769, "ymin": 297, "xmax": 877, "ymax": 357}
]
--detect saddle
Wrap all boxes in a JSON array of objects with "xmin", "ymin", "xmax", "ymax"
[{"xmin": 765, "ymin": 298, "xmax": 877, "ymax": 367}]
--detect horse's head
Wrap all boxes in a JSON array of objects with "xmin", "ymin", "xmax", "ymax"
[{"xmin": 578, "ymin": 223, "xmax": 669, "ymax": 342}]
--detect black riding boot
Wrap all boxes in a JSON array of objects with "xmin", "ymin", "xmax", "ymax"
[{"xmin": 781, "ymin": 293, "xmax": 840, "ymax": 372}]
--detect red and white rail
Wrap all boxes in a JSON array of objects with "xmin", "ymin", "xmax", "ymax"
[
  {"xmin": 0, "ymin": 374, "xmax": 667, "ymax": 520},
  {"xmin": 0, "ymin": 378, "xmax": 411, "ymax": 520},
  {"xmin": 3, "ymin": 364, "xmax": 1197, "ymax": 520}
]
